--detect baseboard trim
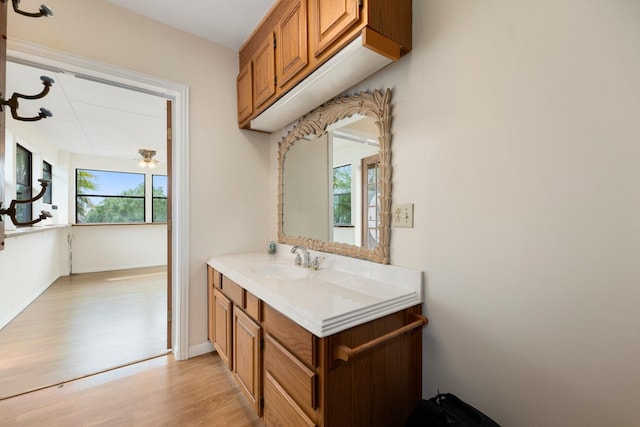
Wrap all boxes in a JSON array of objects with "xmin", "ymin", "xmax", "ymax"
[
  {"xmin": 188, "ymin": 341, "xmax": 215, "ymax": 358},
  {"xmin": 0, "ymin": 280, "xmax": 54, "ymax": 330}
]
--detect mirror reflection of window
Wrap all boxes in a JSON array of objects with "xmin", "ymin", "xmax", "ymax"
[
  {"xmin": 330, "ymin": 116, "xmax": 379, "ymax": 247},
  {"xmin": 362, "ymin": 154, "xmax": 380, "ymax": 250},
  {"xmin": 333, "ymin": 164, "xmax": 352, "ymax": 226}
]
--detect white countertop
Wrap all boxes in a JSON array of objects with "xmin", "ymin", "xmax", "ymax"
[{"xmin": 207, "ymin": 245, "xmax": 423, "ymax": 337}]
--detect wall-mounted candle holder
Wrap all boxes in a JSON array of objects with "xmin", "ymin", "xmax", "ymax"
[
  {"xmin": 1, "ymin": 0, "xmax": 53, "ymax": 18},
  {"xmin": 0, "ymin": 75, "xmax": 54, "ymax": 121},
  {"xmin": 0, "ymin": 179, "xmax": 52, "ymax": 226}
]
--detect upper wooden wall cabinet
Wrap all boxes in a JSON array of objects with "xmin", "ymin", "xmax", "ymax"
[{"xmin": 237, "ymin": 0, "xmax": 412, "ymax": 131}]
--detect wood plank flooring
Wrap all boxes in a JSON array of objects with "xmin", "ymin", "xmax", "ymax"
[
  {"xmin": 0, "ymin": 353, "xmax": 263, "ymax": 426},
  {"xmin": 0, "ymin": 267, "xmax": 169, "ymax": 400}
]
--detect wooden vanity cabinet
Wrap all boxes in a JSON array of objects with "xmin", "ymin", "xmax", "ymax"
[
  {"xmin": 234, "ymin": 307, "xmax": 262, "ymax": 414},
  {"xmin": 263, "ymin": 306, "xmax": 319, "ymax": 426},
  {"xmin": 263, "ymin": 303, "xmax": 424, "ymax": 427},
  {"xmin": 212, "ymin": 288, "xmax": 233, "ymax": 369},
  {"xmin": 207, "ymin": 267, "xmax": 264, "ymax": 416},
  {"xmin": 237, "ymin": 0, "xmax": 412, "ymax": 128},
  {"xmin": 207, "ymin": 266, "xmax": 424, "ymax": 426},
  {"xmin": 207, "ymin": 267, "xmax": 215, "ymax": 342}
]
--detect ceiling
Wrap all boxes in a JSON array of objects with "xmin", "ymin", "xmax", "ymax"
[
  {"xmin": 5, "ymin": 1, "xmax": 277, "ymax": 164},
  {"xmin": 106, "ymin": 0, "xmax": 277, "ymax": 50},
  {"xmin": 6, "ymin": 61, "xmax": 168, "ymax": 162}
]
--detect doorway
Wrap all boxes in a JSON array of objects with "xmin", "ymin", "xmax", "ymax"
[{"xmin": 1, "ymin": 40, "xmax": 189, "ymax": 390}]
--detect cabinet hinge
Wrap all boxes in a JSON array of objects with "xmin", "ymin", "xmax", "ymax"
[
  {"xmin": 273, "ymin": 37, "xmax": 277, "ymax": 49},
  {"xmin": 359, "ymin": 0, "xmax": 363, "ymax": 7},
  {"xmin": 274, "ymin": 75, "xmax": 277, "ymax": 86},
  {"xmin": 168, "ymin": 310, "xmax": 172, "ymax": 322},
  {"xmin": 260, "ymin": 396, "xmax": 264, "ymax": 409}
]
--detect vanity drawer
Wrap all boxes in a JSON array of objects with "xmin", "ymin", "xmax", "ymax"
[
  {"xmin": 264, "ymin": 371, "xmax": 316, "ymax": 427},
  {"xmin": 221, "ymin": 275, "xmax": 245, "ymax": 307},
  {"xmin": 265, "ymin": 333, "xmax": 317, "ymax": 416},
  {"xmin": 245, "ymin": 291, "xmax": 262, "ymax": 322},
  {"xmin": 264, "ymin": 304, "xmax": 317, "ymax": 368}
]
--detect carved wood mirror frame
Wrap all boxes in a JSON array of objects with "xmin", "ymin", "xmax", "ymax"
[{"xmin": 278, "ymin": 89, "xmax": 392, "ymax": 264}]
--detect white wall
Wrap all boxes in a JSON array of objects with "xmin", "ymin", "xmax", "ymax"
[
  {"xmin": 269, "ymin": 1, "xmax": 640, "ymax": 425},
  {"xmin": 9, "ymin": 1, "xmax": 640, "ymax": 425},
  {"xmin": 9, "ymin": 0, "xmax": 271, "ymax": 351},
  {"xmin": 70, "ymin": 224, "xmax": 166, "ymax": 274},
  {"xmin": 4, "ymin": 123, "xmax": 67, "ymax": 230},
  {"xmin": 0, "ymin": 227, "xmax": 67, "ymax": 329}
]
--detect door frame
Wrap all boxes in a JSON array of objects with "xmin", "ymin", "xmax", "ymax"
[{"xmin": 7, "ymin": 40, "xmax": 191, "ymax": 360}]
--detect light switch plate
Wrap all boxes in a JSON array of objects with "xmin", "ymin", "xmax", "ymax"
[{"xmin": 392, "ymin": 203, "xmax": 414, "ymax": 228}]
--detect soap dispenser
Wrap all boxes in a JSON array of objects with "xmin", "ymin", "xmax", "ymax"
[{"xmin": 268, "ymin": 239, "xmax": 276, "ymax": 255}]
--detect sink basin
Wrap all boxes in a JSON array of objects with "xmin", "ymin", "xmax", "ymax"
[{"xmin": 249, "ymin": 264, "xmax": 309, "ymax": 280}]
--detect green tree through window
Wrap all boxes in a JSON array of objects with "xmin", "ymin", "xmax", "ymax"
[
  {"xmin": 152, "ymin": 175, "xmax": 168, "ymax": 222},
  {"xmin": 76, "ymin": 169, "xmax": 145, "ymax": 224},
  {"xmin": 333, "ymin": 164, "xmax": 352, "ymax": 225},
  {"xmin": 83, "ymin": 182, "xmax": 145, "ymax": 223},
  {"xmin": 76, "ymin": 169, "xmax": 97, "ymax": 220}
]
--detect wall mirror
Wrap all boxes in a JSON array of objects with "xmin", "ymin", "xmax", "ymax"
[{"xmin": 278, "ymin": 89, "xmax": 392, "ymax": 264}]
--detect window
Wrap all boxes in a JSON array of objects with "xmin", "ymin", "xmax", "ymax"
[
  {"xmin": 16, "ymin": 144, "xmax": 32, "ymax": 224},
  {"xmin": 76, "ymin": 169, "xmax": 145, "ymax": 224},
  {"xmin": 333, "ymin": 164, "xmax": 352, "ymax": 226},
  {"xmin": 42, "ymin": 161, "xmax": 52, "ymax": 204},
  {"xmin": 152, "ymin": 175, "xmax": 168, "ymax": 222}
]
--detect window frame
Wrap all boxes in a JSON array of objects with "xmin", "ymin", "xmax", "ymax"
[
  {"xmin": 16, "ymin": 144, "xmax": 32, "ymax": 225},
  {"xmin": 332, "ymin": 163, "xmax": 353, "ymax": 227},
  {"xmin": 361, "ymin": 154, "xmax": 380, "ymax": 250},
  {"xmin": 151, "ymin": 174, "xmax": 168, "ymax": 223},
  {"xmin": 42, "ymin": 160, "xmax": 52, "ymax": 204},
  {"xmin": 75, "ymin": 168, "xmax": 146, "ymax": 224}
]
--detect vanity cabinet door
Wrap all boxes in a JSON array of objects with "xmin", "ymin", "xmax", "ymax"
[
  {"xmin": 276, "ymin": 0, "xmax": 308, "ymax": 89},
  {"xmin": 309, "ymin": 0, "xmax": 360, "ymax": 57},
  {"xmin": 213, "ymin": 288, "xmax": 233, "ymax": 369},
  {"xmin": 233, "ymin": 307, "xmax": 262, "ymax": 415},
  {"xmin": 253, "ymin": 31, "xmax": 277, "ymax": 109}
]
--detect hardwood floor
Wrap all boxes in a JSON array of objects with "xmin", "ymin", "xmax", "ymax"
[
  {"xmin": 0, "ymin": 353, "xmax": 263, "ymax": 426},
  {"xmin": 0, "ymin": 267, "xmax": 168, "ymax": 400}
]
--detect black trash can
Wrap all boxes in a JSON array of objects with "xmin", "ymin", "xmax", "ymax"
[{"xmin": 406, "ymin": 393, "xmax": 500, "ymax": 427}]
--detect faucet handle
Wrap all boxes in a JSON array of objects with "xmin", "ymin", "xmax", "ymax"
[
  {"xmin": 294, "ymin": 253, "xmax": 302, "ymax": 266},
  {"xmin": 310, "ymin": 256, "xmax": 324, "ymax": 270}
]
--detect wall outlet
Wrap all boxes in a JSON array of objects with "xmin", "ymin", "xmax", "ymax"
[{"xmin": 392, "ymin": 203, "xmax": 414, "ymax": 228}]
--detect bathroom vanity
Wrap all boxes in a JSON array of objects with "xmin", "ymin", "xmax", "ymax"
[{"xmin": 207, "ymin": 247, "xmax": 425, "ymax": 427}]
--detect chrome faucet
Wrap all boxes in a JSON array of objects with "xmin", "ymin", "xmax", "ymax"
[{"xmin": 290, "ymin": 245, "xmax": 310, "ymax": 268}]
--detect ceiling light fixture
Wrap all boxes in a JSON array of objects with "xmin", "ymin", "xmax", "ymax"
[{"xmin": 138, "ymin": 149, "xmax": 159, "ymax": 169}]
